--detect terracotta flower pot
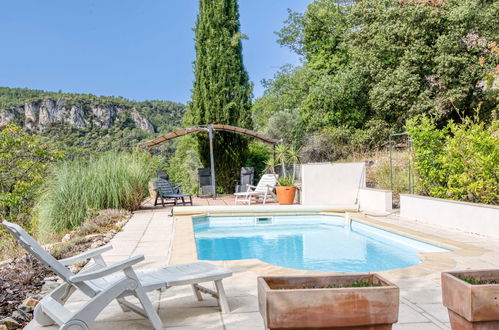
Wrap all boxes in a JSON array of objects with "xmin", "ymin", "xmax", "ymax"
[
  {"xmin": 258, "ymin": 274, "xmax": 399, "ymax": 329},
  {"xmin": 442, "ymin": 269, "xmax": 499, "ymax": 329},
  {"xmin": 275, "ymin": 186, "xmax": 296, "ymax": 205}
]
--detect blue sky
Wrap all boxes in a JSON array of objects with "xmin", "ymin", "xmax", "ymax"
[{"xmin": 0, "ymin": 0, "xmax": 308, "ymax": 104}]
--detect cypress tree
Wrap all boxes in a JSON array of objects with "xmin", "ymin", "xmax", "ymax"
[{"xmin": 189, "ymin": 0, "xmax": 253, "ymax": 192}]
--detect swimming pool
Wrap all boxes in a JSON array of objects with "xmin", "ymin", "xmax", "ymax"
[{"xmin": 193, "ymin": 214, "xmax": 449, "ymax": 272}]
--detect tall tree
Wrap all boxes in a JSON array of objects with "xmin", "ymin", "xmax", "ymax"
[
  {"xmin": 259, "ymin": 0, "xmax": 498, "ymax": 138},
  {"xmin": 188, "ymin": 0, "xmax": 253, "ymax": 191}
]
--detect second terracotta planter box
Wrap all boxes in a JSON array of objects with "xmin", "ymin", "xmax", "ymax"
[
  {"xmin": 258, "ymin": 274, "xmax": 399, "ymax": 329},
  {"xmin": 442, "ymin": 269, "xmax": 499, "ymax": 330}
]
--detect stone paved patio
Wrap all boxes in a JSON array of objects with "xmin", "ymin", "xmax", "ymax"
[
  {"xmin": 25, "ymin": 196, "xmax": 499, "ymax": 329},
  {"xmin": 141, "ymin": 194, "xmax": 279, "ymax": 208}
]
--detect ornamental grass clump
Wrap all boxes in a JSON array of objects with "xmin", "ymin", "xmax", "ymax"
[{"xmin": 36, "ymin": 152, "xmax": 156, "ymax": 235}]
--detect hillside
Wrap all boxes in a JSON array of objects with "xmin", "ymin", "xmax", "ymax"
[{"xmin": 0, "ymin": 87, "xmax": 185, "ymax": 153}]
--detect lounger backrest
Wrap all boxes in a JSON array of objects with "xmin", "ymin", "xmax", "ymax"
[
  {"xmin": 154, "ymin": 178, "xmax": 175, "ymax": 196},
  {"xmin": 198, "ymin": 168, "xmax": 212, "ymax": 186},
  {"xmin": 157, "ymin": 170, "xmax": 169, "ymax": 180},
  {"xmin": 2, "ymin": 221, "xmax": 98, "ymax": 296},
  {"xmin": 254, "ymin": 174, "xmax": 278, "ymax": 193},
  {"xmin": 240, "ymin": 167, "xmax": 254, "ymax": 187}
]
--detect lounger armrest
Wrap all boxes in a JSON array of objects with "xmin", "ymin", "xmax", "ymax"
[
  {"xmin": 246, "ymin": 185, "xmax": 257, "ymax": 192},
  {"xmin": 59, "ymin": 245, "xmax": 113, "ymax": 266},
  {"xmin": 173, "ymin": 184, "xmax": 182, "ymax": 194},
  {"xmin": 70, "ymin": 255, "xmax": 145, "ymax": 282}
]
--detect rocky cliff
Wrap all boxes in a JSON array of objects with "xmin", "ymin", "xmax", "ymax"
[{"xmin": 0, "ymin": 98, "xmax": 154, "ymax": 132}]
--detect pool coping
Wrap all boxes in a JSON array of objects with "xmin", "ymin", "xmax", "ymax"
[
  {"xmin": 172, "ymin": 204, "xmax": 359, "ymax": 216},
  {"xmin": 170, "ymin": 210, "xmax": 488, "ymax": 280}
]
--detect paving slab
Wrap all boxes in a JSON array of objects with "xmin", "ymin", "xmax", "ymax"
[
  {"xmin": 393, "ymin": 323, "xmax": 447, "ymax": 330},
  {"xmin": 418, "ymin": 303, "xmax": 450, "ymax": 324},
  {"xmin": 398, "ymin": 303, "xmax": 431, "ymax": 324},
  {"xmin": 222, "ymin": 311, "xmax": 266, "ymax": 330}
]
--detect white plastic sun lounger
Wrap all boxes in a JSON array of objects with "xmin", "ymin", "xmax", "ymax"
[
  {"xmin": 234, "ymin": 173, "xmax": 278, "ymax": 205},
  {"xmin": 2, "ymin": 220, "xmax": 232, "ymax": 330}
]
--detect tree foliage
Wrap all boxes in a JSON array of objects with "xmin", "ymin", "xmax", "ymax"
[
  {"xmin": 188, "ymin": 0, "xmax": 253, "ymax": 191},
  {"xmin": 348, "ymin": 0, "xmax": 497, "ymax": 124},
  {"xmin": 264, "ymin": 108, "xmax": 303, "ymax": 147},
  {"xmin": 256, "ymin": 0, "xmax": 498, "ymax": 154},
  {"xmin": 276, "ymin": 0, "xmax": 349, "ymax": 73},
  {"xmin": 252, "ymin": 65, "xmax": 312, "ymax": 132}
]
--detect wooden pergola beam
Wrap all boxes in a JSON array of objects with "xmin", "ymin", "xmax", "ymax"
[{"xmin": 138, "ymin": 124, "xmax": 280, "ymax": 148}]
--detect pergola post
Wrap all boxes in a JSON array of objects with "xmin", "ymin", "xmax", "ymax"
[{"xmin": 208, "ymin": 125, "xmax": 217, "ymax": 199}]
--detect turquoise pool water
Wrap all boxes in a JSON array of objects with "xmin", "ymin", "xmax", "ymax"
[{"xmin": 193, "ymin": 214, "xmax": 449, "ymax": 272}]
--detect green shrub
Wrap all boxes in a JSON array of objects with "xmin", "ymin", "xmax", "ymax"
[
  {"xmin": 0, "ymin": 124, "xmax": 62, "ymax": 257},
  {"xmin": 36, "ymin": 152, "xmax": 157, "ymax": 235},
  {"xmin": 406, "ymin": 116, "xmax": 447, "ymax": 196},
  {"xmin": 407, "ymin": 116, "xmax": 498, "ymax": 204},
  {"xmin": 0, "ymin": 124, "xmax": 62, "ymax": 223}
]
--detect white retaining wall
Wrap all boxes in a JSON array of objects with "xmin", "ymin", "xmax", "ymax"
[
  {"xmin": 400, "ymin": 194, "xmax": 499, "ymax": 238},
  {"xmin": 301, "ymin": 162, "xmax": 366, "ymax": 206},
  {"xmin": 358, "ymin": 188, "xmax": 392, "ymax": 214}
]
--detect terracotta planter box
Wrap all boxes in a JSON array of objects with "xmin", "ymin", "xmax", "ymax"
[
  {"xmin": 258, "ymin": 274, "xmax": 399, "ymax": 329},
  {"xmin": 442, "ymin": 269, "xmax": 499, "ymax": 329},
  {"xmin": 276, "ymin": 186, "xmax": 296, "ymax": 205}
]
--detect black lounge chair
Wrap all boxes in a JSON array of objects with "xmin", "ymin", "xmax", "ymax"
[
  {"xmin": 235, "ymin": 167, "xmax": 254, "ymax": 193},
  {"xmin": 153, "ymin": 178, "xmax": 193, "ymax": 206},
  {"xmin": 197, "ymin": 168, "xmax": 213, "ymax": 197}
]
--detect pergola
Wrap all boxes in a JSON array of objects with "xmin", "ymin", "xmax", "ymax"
[{"xmin": 138, "ymin": 124, "xmax": 280, "ymax": 198}]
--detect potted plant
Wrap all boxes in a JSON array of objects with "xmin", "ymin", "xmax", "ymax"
[
  {"xmin": 276, "ymin": 175, "xmax": 296, "ymax": 205},
  {"xmin": 258, "ymin": 274, "xmax": 399, "ymax": 329},
  {"xmin": 274, "ymin": 145, "xmax": 300, "ymax": 205},
  {"xmin": 442, "ymin": 269, "xmax": 499, "ymax": 329}
]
